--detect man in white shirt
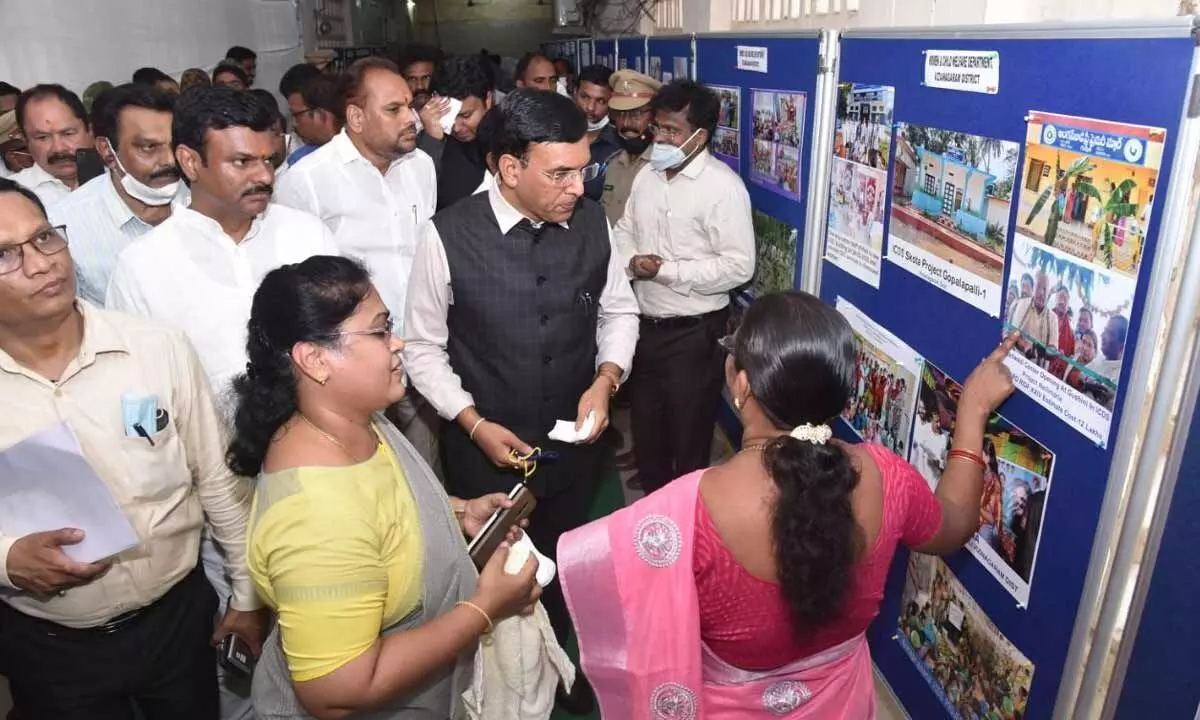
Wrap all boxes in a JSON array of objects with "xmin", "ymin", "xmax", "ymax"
[
  {"xmin": 51, "ymin": 84, "xmax": 188, "ymax": 306},
  {"xmin": 12, "ymin": 85, "xmax": 95, "ymax": 206},
  {"xmin": 613, "ymin": 80, "xmax": 755, "ymax": 494},
  {"xmin": 106, "ymin": 85, "xmax": 336, "ymax": 720},
  {"xmin": 274, "ymin": 56, "xmax": 439, "ymax": 467},
  {"xmin": 404, "ymin": 90, "xmax": 639, "ymax": 714},
  {"xmin": 0, "ymin": 176, "xmax": 263, "ymax": 720}
]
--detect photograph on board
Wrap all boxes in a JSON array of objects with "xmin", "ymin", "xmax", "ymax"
[
  {"xmin": 1006, "ymin": 112, "xmax": 1164, "ymax": 445},
  {"xmin": 649, "ymin": 56, "xmax": 662, "ymax": 81},
  {"xmin": 749, "ymin": 89, "xmax": 807, "ymax": 202},
  {"xmin": 911, "ymin": 359, "xmax": 1055, "ymax": 605},
  {"xmin": 1002, "ymin": 233, "xmax": 1134, "ymax": 445},
  {"xmin": 823, "ymin": 83, "xmax": 895, "ymax": 288},
  {"xmin": 749, "ymin": 210, "xmax": 798, "ymax": 296},
  {"xmin": 826, "ymin": 157, "xmax": 887, "ymax": 287},
  {"xmin": 836, "ymin": 298, "xmax": 921, "ymax": 458},
  {"xmin": 886, "ymin": 123, "xmax": 1020, "ymax": 318},
  {"xmin": 899, "ymin": 555, "xmax": 1035, "ymax": 720},
  {"xmin": 833, "ymin": 83, "xmax": 893, "ymax": 170},
  {"xmin": 706, "ymin": 84, "xmax": 741, "ymax": 170},
  {"xmin": 673, "ymin": 56, "xmax": 689, "ymax": 80}
]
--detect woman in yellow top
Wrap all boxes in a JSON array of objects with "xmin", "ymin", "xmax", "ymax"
[{"xmin": 225, "ymin": 256, "xmax": 540, "ymax": 720}]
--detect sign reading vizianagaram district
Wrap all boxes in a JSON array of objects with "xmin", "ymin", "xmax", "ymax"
[{"xmin": 923, "ymin": 50, "xmax": 1000, "ymax": 95}]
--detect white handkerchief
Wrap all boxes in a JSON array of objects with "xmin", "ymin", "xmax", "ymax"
[
  {"xmin": 547, "ymin": 411, "xmax": 595, "ymax": 444},
  {"xmin": 440, "ymin": 98, "xmax": 463, "ymax": 135}
]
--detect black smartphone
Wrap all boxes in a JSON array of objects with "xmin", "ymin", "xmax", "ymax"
[
  {"xmin": 467, "ymin": 483, "xmax": 537, "ymax": 570},
  {"xmin": 219, "ymin": 633, "xmax": 255, "ymax": 677},
  {"xmin": 75, "ymin": 148, "xmax": 106, "ymax": 185}
]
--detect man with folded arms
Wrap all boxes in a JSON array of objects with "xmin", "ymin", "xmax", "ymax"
[{"xmin": 0, "ymin": 177, "xmax": 262, "ymax": 720}]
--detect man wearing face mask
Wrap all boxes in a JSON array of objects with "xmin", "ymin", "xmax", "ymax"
[
  {"xmin": 404, "ymin": 89, "xmax": 639, "ymax": 715},
  {"xmin": 106, "ymin": 85, "xmax": 336, "ymax": 720},
  {"xmin": 613, "ymin": 80, "xmax": 754, "ymax": 495},
  {"xmin": 273, "ymin": 57, "xmax": 441, "ymax": 467},
  {"xmin": 12, "ymin": 84, "xmax": 95, "ymax": 206},
  {"xmin": 48, "ymin": 84, "xmax": 187, "ymax": 306},
  {"xmin": 573, "ymin": 65, "xmax": 619, "ymax": 202},
  {"xmin": 600, "ymin": 69, "xmax": 660, "ymax": 226}
]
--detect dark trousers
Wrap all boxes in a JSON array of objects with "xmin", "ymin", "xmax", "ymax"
[
  {"xmin": 442, "ymin": 424, "xmax": 608, "ymax": 644},
  {"xmin": 0, "ymin": 565, "xmax": 219, "ymax": 720},
  {"xmin": 629, "ymin": 309, "xmax": 728, "ymax": 494}
]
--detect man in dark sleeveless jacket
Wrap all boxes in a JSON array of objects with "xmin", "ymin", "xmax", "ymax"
[{"xmin": 403, "ymin": 89, "xmax": 639, "ymax": 714}]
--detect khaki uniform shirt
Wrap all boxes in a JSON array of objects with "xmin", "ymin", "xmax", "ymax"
[{"xmin": 601, "ymin": 146, "xmax": 653, "ymax": 227}]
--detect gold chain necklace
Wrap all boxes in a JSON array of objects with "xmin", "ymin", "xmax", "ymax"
[
  {"xmin": 739, "ymin": 443, "xmax": 768, "ymax": 453},
  {"xmin": 298, "ymin": 413, "xmax": 369, "ymax": 464}
]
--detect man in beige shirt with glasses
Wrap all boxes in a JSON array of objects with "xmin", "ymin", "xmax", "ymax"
[{"xmin": 0, "ymin": 177, "xmax": 262, "ymax": 720}]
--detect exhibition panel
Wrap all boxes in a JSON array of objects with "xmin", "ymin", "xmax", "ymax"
[
  {"xmin": 819, "ymin": 20, "xmax": 1199, "ymax": 720},
  {"xmin": 646, "ymin": 34, "xmax": 695, "ymax": 82}
]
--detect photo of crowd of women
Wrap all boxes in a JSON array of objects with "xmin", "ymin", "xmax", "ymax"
[
  {"xmin": 910, "ymin": 359, "xmax": 1055, "ymax": 604},
  {"xmin": 749, "ymin": 89, "xmax": 806, "ymax": 200},
  {"xmin": 842, "ymin": 331, "xmax": 917, "ymax": 457},
  {"xmin": 708, "ymin": 84, "xmax": 741, "ymax": 168},
  {"xmin": 899, "ymin": 555, "xmax": 1035, "ymax": 720},
  {"xmin": 1004, "ymin": 234, "xmax": 1134, "ymax": 412}
]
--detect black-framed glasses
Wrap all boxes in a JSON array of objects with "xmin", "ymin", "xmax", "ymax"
[{"xmin": 0, "ymin": 225, "xmax": 69, "ymax": 276}]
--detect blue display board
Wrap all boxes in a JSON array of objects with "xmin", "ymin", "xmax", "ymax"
[
  {"xmin": 540, "ymin": 39, "xmax": 580, "ymax": 70},
  {"xmin": 646, "ymin": 35, "xmax": 693, "ymax": 82},
  {"xmin": 1115, "ymin": 401, "xmax": 1200, "ymax": 718},
  {"xmin": 696, "ymin": 34, "xmax": 820, "ymax": 293},
  {"xmin": 821, "ymin": 30, "xmax": 1195, "ymax": 720},
  {"xmin": 594, "ymin": 38, "xmax": 617, "ymax": 71},
  {"xmin": 617, "ymin": 35, "xmax": 646, "ymax": 74}
]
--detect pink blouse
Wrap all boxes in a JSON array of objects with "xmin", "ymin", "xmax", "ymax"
[{"xmin": 693, "ymin": 444, "xmax": 943, "ymax": 670}]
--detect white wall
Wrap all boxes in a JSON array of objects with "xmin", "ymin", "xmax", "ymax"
[
  {"xmin": 411, "ymin": 0, "xmax": 554, "ymax": 59},
  {"xmin": 0, "ymin": 0, "xmax": 303, "ymax": 99},
  {"xmin": 683, "ymin": 0, "xmax": 1185, "ymax": 33}
]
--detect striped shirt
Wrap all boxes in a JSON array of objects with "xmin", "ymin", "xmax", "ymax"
[{"xmin": 49, "ymin": 174, "xmax": 188, "ymax": 306}]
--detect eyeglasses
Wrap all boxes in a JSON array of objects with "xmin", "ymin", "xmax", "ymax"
[
  {"xmin": 0, "ymin": 225, "xmax": 69, "ymax": 276},
  {"xmin": 319, "ymin": 315, "xmax": 396, "ymax": 341},
  {"xmin": 649, "ymin": 124, "xmax": 687, "ymax": 141},
  {"xmin": 540, "ymin": 162, "xmax": 603, "ymax": 187}
]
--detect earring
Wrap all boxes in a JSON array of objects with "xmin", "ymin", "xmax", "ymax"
[
  {"xmin": 317, "ymin": 375, "xmax": 328, "ymax": 386},
  {"xmin": 734, "ymin": 397, "xmax": 743, "ymax": 410}
]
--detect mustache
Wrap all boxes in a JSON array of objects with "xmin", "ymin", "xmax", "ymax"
[
  {"xmin": 150, "ymin": 166, "xmax": 180, "ymax": 181},
  {"xmin": 48, "ymin": 152, "xmax": 76, "ymax": 165},
  {"xmin": 242, "ymin": 184, "xmax": 273, "ymax": 197}
]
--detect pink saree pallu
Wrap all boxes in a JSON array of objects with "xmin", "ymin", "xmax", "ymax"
[{"xmin": 558, "ymin": 471, "xmax": 877, "ymax": 719}]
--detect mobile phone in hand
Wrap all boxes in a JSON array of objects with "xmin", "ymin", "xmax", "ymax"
[
  {"xmin": 219, "ymin": 633, "xmax": 255, "ymax": 677},
  {"xmin": 467, "ymin": 483, "xmax": 537, "ymax": 570}
]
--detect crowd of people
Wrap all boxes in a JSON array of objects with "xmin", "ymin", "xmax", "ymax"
[
  {"xmin": 1004, "ymin": 268, "xmax": 1126, "ymax": 408},
  {"xmin": 0, "ymin": 34, "xmax": 1021, "ymax": 720}
]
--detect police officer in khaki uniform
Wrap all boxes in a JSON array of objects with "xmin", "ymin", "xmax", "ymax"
[{"xmin": 600, "ymin": 69, "xmax": 660, "ymax": 227}]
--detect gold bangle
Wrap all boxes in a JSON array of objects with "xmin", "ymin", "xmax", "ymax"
[{"xmin": 456, "ymin": 600, "xmax": 493, "ymax": 635}]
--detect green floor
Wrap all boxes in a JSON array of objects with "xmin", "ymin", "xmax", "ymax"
[{"xmin": 549, "ymin": 465, "xmax": 625, "ymax": 720}]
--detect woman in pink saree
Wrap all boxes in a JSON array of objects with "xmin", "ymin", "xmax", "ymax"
[{"xmin": 559, "ymin": 292, "xmax": 1019, "ymax": 718}]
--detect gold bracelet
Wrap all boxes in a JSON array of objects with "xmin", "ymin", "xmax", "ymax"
[{"xmin": 456, "ymin": 600, "xmax": 493, "ymax": 635}]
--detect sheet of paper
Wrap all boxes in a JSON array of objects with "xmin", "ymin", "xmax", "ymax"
[{"xmin": 0, "ymin": 422, "xmax": 139, "ymax": 564}]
